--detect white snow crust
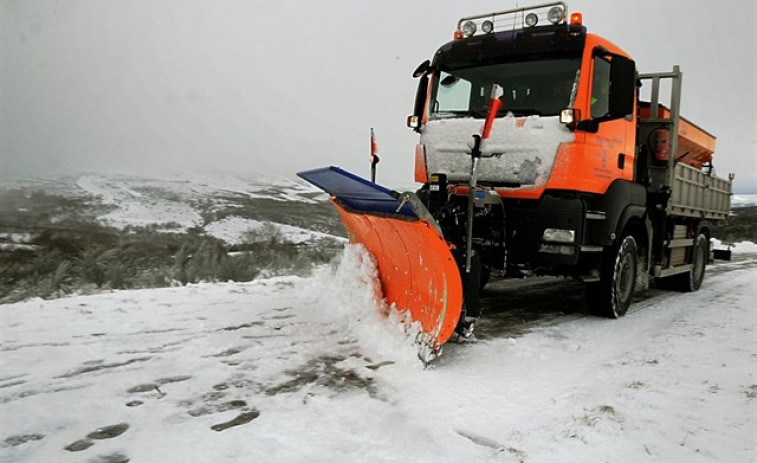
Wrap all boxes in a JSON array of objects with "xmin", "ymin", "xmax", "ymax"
[
  {"xmin": 712, "ymin": 238, "xmax": 757, "ymax": 254},
  {"xmin": 1, "ymin": 247, "xmax": 755, "ymax": 462},
  {"xmin": 204, "ymin": 217, "xmax": 345, "ymax": 245},
  {"xmin": 420, "ymin": 116, "xmax": 573, "ymax": 185}
]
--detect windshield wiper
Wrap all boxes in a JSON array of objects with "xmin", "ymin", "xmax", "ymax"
[
  {"xmin": 468, "ymin": 109, "xmax": 489, "ymax": 118},
  {"xmin": 504, "ymin": 108, "xmax": 544, "ymax": 117},
  {"xmin": 433, "ymin": 110, "xmax": 484, "ymax": 119}
]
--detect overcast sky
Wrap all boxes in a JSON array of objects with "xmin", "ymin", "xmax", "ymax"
[{"xmin": 1, "ymin": 0, "xmax": 755, "ymax": 192}]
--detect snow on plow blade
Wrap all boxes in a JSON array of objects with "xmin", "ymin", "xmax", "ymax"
[{"xmin": 298, "ymin": 166, "xmax": 463, "ymax": 348}]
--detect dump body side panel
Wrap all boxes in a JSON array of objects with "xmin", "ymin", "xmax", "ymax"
[{"xmin": 669, "ymin": 163, "xmax": 732, "ymax": 220}]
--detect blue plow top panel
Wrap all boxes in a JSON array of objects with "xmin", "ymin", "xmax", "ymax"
[{"xmin": 297, "ymin": 166, "xmax": 417, "ymax": 219}]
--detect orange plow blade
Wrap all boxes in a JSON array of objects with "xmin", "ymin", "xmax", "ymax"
[{"xmin": 298, "ymin": 167, "xmax": 463, "ymax": 348}]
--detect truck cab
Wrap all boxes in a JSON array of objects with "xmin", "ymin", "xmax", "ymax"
[{"xmin": 409, "ymin": 2, "xmax": 731, "ymax": 318}]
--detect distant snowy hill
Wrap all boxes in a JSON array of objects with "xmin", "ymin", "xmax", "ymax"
[
  {"xmin": 3, "ymin": 172, "xmax": 755, "ymax": 250},
  {"xmin": 732, "ymin": 194, "xmax": 757, "ymax": 208},
  {"xmin": 4, "ymin": 172, "xmax": 346, "ymax": 246}
]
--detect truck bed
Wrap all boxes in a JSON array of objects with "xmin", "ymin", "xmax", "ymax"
[{"xmin": 669, "ymin": 162, "xmax": 731, "ymax": 220}]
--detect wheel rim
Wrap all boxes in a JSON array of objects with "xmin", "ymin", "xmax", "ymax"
[{"xmin": 618, "ymin": 252, "xmax": 634, "ymax": 303}]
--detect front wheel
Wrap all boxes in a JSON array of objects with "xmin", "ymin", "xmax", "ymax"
[{"xmin": 586, "ymin": 235, "xmax": 638, "ymax": 318}]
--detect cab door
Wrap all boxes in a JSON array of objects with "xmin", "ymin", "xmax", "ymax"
[{"xmin": 582, "ymin": 46, "xmax": 637, "ymax": 191}]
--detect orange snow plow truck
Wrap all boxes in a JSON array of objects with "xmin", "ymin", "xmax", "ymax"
[{"xmin": 298, "ymin": 2, "xmax": 732, "ymax": 354}]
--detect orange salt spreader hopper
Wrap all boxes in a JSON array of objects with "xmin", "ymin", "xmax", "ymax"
[
  {"xmin": 639, "ymin": 103, "xmax": 717, "ymax": 169},
  {"xmin": 297, "ymin": 166, "xmax": 463, "ymax": 349}
]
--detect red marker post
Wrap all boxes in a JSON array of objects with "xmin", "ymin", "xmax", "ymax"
[
  {"xmin": 370, "ymin": 128, "xmax": 380, "ymax": 183},
  {"xmin": 465, "ymin": 84, "xmax": 504, "ymax": 273},
  {"xmin": 481, "ymin": 85, "xmax": 504, "ymax": 141}
]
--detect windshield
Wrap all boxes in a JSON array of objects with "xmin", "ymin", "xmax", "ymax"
[{"xmin": 430, "ymin": 58, "xmax": 581, "ymax": 119}]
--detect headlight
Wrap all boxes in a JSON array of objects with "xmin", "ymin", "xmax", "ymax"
[
  {"xmin": 525, "ymin": 13, "xmax": 538, "ymax": 27},
  {"xmin": 543, "ymin": 228, "xmax": 575, "ymax": 243},
  {"xmin": 481, "ymin": 20, "xmax": 494, "ymax": 34},
  {"xmin": 462, "ymin": 20, "xmax": 477, "ymax": 37},
  {"xmin": 560, "ymin": 108, "xmax": 575, "ymax": 124},
  {"xmin": 547, "ymin": 6, "xmax": 565, "ymax": 24}
]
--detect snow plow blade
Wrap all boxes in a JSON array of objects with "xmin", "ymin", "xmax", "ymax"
[{"xmin": 298, "ymin": 166, "xmax": 463, "ymax": 348}]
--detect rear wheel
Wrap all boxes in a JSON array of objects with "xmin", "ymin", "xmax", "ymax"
[
  {"xmin": 586, "ymin": 235, "xmax": 638, "ymax": 318},
  {"xmin": 675, "ymin": 232, "xmax": 708, "ymax": 292},
  {"xmin": 479, "ymin": 265, "xmax": 491, "ymax": 291}
]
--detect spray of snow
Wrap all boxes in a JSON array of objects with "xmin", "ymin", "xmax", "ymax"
[
  {"xmin": 310, "ymin": 245, "xmax": 425, "ymax": 368},
  {"xmin": 421, "ymin": 115, "xmax": 573, "ymax": 186}
]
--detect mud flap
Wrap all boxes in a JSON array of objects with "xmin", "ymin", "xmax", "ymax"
[{"xmin": 298, "ymin": 167, "xmax": 463, "ymax": 349}]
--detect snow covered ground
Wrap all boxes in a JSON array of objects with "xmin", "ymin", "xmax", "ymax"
[
  {"xmin": 713, "ymin": 238, "xmax": 757, "ymax": 254},
  {"xmin": 1, "ymin": 246, "xmax": 755, "ymax": 462}
]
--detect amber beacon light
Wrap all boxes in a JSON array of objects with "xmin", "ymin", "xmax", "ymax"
[{"xmin": 570, "ymin": 12, "xmax": 583, "ymax": 25}]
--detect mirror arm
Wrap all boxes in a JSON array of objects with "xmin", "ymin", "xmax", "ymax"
[{"xmin": 575, "ymin": 119, "xmax": 599, "ymax": 133}]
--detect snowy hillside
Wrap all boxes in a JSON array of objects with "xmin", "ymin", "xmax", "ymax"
[
  {"xmin": 3, "ymin": 172, "xmax": 343, "ymax": 244},
  {"xmin": 1, "ymin": 246, "xmax": 755, "ymax": 462}
]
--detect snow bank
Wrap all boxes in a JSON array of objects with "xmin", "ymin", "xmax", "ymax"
[
  {"xmin": 712, "ymin": 238, "xmax": 757, "ymax": 254},
  {"xmin": 101, "ymin": 202, "xmax": 202, "ymax": 231},
  {"xmin": 76, "ymin": 175, "xmax": 116, "ymax": 204},
  {"xmin": 204, "ymin": 217, "xmax": 344, "ymax": 245},
  {"xmin": 421, "ymin": 115, "xmax": 573, "ymax": 186},
  {"xmin": 76, "ymin": 174, "xmax": 203, "ymax": 230}
]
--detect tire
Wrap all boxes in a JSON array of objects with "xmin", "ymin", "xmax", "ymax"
[
  {"xmin": 586, "ymin": 235, "xmax": 638, "ymax": 318},
  {"xmin": 479, "ymin": 265, "xmax": 491, "ymax": 291},
  {"xmin": 675, "ymin": 233, "xmax": 708, "ymax": 292}
]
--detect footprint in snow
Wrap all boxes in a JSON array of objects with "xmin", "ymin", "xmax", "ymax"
[
  {"xmin": 91, "ymin": 453, "xmax": 130, "ymax": 463},
  {"xmin": 64, "ymin": 423, "xmax": 130, "ymax": 453},
  {"xmin": 126, "ymin": 375, "xmax": 192, "ymax": 394},
  {"xmin": 87, "ymin": 423, "xmax": 130, "ymax": 440},
  {"xmin": 2, "ymin": 433, "xmax": 45, "ymax": 448},
  {"xmin": 188, "ymin": 400, "xmax": 248, "ymax": 417},
  {"xmin": 210, "ymin": 410, "xmax": 261, "ymax": 432}
]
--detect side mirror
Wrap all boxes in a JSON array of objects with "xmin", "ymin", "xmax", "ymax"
[
  {"xmin": 413, "ymin": 59, "xmax": 431, "ymax": 78},
  {"xmin": 408, "ymin": 74, "xmax": 429, "ymax": 132},
  {"xmin": 608, "ymin": 55, "xmax": 636, "ymax": 119},
  {"xmin": 576, "ymin": 119, "xmax": 599, "ymax": 133}
]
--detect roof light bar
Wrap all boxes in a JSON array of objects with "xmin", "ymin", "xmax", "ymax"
[
  {"xmin": 547, "ymin": 5, "xmax": 565, "ymax": 24},
  {"xmin": 462, "ymin": 20, "xmax": 477, "ymax": 37},
  {"xmin": 454, "ymin": 2, "xmax": 569, "ymax": 37}
]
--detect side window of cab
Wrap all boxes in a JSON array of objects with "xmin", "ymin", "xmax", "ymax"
[{"xmin": 591, "ymin": 56, "xmax": 611, "ymax": 119}]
